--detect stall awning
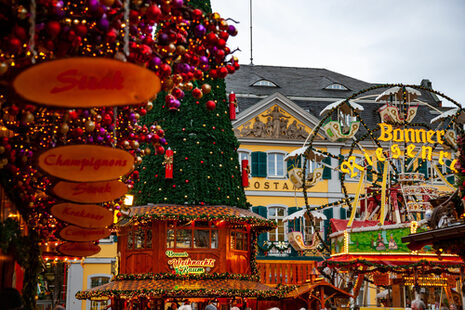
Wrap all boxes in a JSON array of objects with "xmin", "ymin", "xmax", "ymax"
[
  {"xmin": 125, "ymin": 204, "xmax": 275, "ymax": 231},
  {"xmin": 285, "ymin": 280, "xmax": 353, "ymax": 299},
  {"xmin": 76, "ymin": 278, "xmax": 284, "ymax": 300},
  {"xmin": 322, "ymin": 253, "xmax": 465, "ymax": 270}
]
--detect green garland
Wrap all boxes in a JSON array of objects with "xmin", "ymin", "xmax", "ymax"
[
  {"xmin": 115, "ymin": 272, "xmax": 260, "ymax": 282},
  {"xmin": 0, "ymin": 219, "xmax": 41, "ymax": 310},
  {"xmin": 319, "ymin": 259, "xmax": 464, "ymax": 276},
  {"xmin": 76, "ymin": 283, "xmax": 297, "ymax": 300},
  {"xmin": 129, "ymin": 212, "xmax": 276, "ymax": 231}
]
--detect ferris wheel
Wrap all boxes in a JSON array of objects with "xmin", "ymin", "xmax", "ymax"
[{"xmin": 287, "ymin": 84, "xmax": 464, "ymax": 228}]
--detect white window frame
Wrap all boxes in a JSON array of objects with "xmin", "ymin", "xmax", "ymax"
[
  {"xmin": 267, "ymin": 151, "xmax": 286, "ymax": 179},
  {"xmin": 252, "ymin": 79, "xmax": 277, "ymax": 87},
  {"xmin": 325, "ymin": 83, "xmax": 348, "ymax": 90},
  {"xmin": 267, "ymin": 205, "xmax": 288, "ymax": 242},
  {"xmin": 237, "ymin": 149, "xmax": 251, "ymax": 166},
  {"xmin": 87, "ymin": 274, "xmax": 112, "ymax": 310}
]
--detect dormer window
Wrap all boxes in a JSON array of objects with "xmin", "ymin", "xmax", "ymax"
[
  {"xmin": 325, "ymin": 83, "xmax": 348, "ymax": 90},
  {"xmin": 252, "ymin": 79, "xmax": 278, "ymax": 87}
]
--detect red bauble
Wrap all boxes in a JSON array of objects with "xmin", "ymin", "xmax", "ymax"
[
  {"xmin": 217, "ymin": 38, "xmax": 227, "ymax": 48},
  {"xmin": 74, "ymin": 24, "xmax": 88, "ymax": 37},
  {"xmin": 218, "ymin": 66, "xmax": 228, "ymax": 78},
  {"xmin": 192, "ymin": 88, "xmax": 203, "ymax": 99},
  {"xmin": 156, "ymin": 146, "xmax": 165, "ymax": 154},
  {"xmin": 72, "ymin": 127, "xmax": 83, "ymax": 137},
  {"xmin": 218, "ymin": 31, "xmax": 229, "ymax": 41},
  {"xmin": 146, "ymin": 5, "xmax": 162, "ymax": 23},
  {"xmin": 192, "ymin": 9, "xmax": 203, "ymax": 19},
  {"xmin": 206, "ymin": 100, "xmax": 216, "ymax": 111},
  {"xmin": 46, "ymin": 21, "xmax": 61, "ymax": 38},
  {"xmin": 8, "ymin": 37, "xmax": 22, "ymax": 52}
]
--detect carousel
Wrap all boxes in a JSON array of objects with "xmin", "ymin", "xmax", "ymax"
[{"xmin": 286, "ymin": 85, "xmax": 465, "ymax": 308}]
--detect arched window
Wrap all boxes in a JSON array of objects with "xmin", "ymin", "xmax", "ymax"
[
  {"xmin": 325, "ymin": 83, "xmax": 348, "ymax": 90},
  {"xmin": 268, "ymin": 206, "xmax": 287, "ymax": 241},
  {"xmin": 252, "ymin": 79, "xmax": 278, "ymax": 87}
]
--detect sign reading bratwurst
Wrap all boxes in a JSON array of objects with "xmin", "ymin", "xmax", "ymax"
[
  {"xmin": 53, "ymin": 180, "xmax": 128, "ymax": 203},
  {"xmin": 13, "ymin": 57, "xmax": 161, "ymax": 108},
  {"xmin": 51, "ymin": 203, "xmax": 113, "ymax": 228},
  {"xmin": 58, "ymin": 242, "xmax": 101, "ymax": 257},
  {"xmin": 38, "ymin": 145, "xmax": 134, "ymax": 182},
  {"xmin": 59, "ymin": 225, "xmax": 110, "ymax": 242}
]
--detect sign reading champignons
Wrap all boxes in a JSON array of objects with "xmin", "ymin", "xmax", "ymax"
[
  {"xmin": 13, "ymin": 57, "xmax": 161, "ymax": 108},
  {"xmin": 59, "ymin": 225, "xmax": 111, "ymax": 242},
  {"xmin": 38, "ymin": 145, "xmax": 134, "ymax": 182}
]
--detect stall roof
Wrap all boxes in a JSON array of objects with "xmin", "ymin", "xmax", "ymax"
[
  {"xmin": 285, "ymin": 280, "xmax": 353, "ymax": 299},
  {"xmin": 124, "ymin": 204, "xmax": 275, "ymax": 230},
  {"xmin": 76, "ymin": 278, "xmax": 283, "ymax": 300}
]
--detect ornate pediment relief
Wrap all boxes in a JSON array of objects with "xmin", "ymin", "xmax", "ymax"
[{"xmin": 235, "ymin": 105, "xmax": 309, "ymax": 140}]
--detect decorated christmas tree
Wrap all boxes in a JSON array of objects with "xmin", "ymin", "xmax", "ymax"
[{"xmin": 132, "ymin": 0, "xmax": 247, "ymax": 209}]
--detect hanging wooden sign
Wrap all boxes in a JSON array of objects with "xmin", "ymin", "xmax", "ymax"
[
  {"xmin": 59, "ymin": 225, "xmax": 111, "ymax": 242},
  {"xmin": 53, "ymin": 180, "xmax": 128, "ymax": 203},
  {"xmin": 38, "ymin": 145, "xmax": 134, "ymax": 182},
  {"xmin": 13, "ymin": 57, "xmax": 161, "ymax": 108},
  {"xmin": 57, "ymin": 242, "xmax": 101, "ymax": 257},
  {"xmin": 51, "ymin": 203, "xmax": 113, "ymax": 228}
]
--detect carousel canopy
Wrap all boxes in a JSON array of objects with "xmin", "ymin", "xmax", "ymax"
[
  {"xmin": 375, "ymin": 86, "xmax": 421, "ymax": 102},
  {"xmin": 430, "ymin": 108, "xmax": 465, "ymax": 124},
  {"xmin": 284, "ymin": 147, "xmax": 325, "ymax": 162},
  {"xmin": 76, "ymin": 278, "xmax": 283, "ymax": 300},
  {"xmin": 283, "ymin": 209, "xmax": 327, "ymax": 222},
  {"xmin": 319, "ymin": 99, "xmax": 364, "ymax": 117},
  {"xmin": 124, "ymin": 204, "xmax": 275, "ymax": 231}
]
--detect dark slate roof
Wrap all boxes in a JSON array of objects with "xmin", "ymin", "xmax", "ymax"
[
  {"xmin": 225, "ymin": 65, "xmax": 371, "ymax": 99},
  {"xmin": 225, "ymin": 65, "xmax": 448, "ymax": 131}
]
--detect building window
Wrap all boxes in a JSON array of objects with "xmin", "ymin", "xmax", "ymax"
[
  {"xmin": 268, "ymin": 206, "xmax": 287, "ymax": 241},
  {"xmin": 267, "ymin": 153, "xmax": 285, "ymax": 178},
  {"xmin": 127, "ymin": 228, "xmax": 152, "ymax": 250},
  {"xmin": 238, "ymin": 150, "xmax": 251, "ymax": 167},
  {"xmin": 167, "ymin": 221, "xmax": 218, "ymax": 249},
  {"xmin": 252, "ymin": 79, "xmax": 277, "ymax": 87},
  {"xmin": 230, "ymin": 230, "xmax": 249, "ymax": 251},
  {"xmin": 89, "ymin": 276, "xmax": 110, "ymax": 310},
  {"xmin": 325, "ymin": 83, "xmax": 348, "ymax": 90}
]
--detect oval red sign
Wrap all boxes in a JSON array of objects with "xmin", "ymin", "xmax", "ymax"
[
  {"xmin": 13, "ymin": 57, "xmax": 161, "ymax": 108},
  {"xmin": 59, "ymin": 225, "xmax": 111, "ymax": 242},
  {"xmin": 38, "ymin": 145, "xmax": 134, "ymax": 182},
  {"xmin": 51, "ymin": 203, "xmax": 113, "ymax": 228},
  {"xmin": 53, "ymin": 180, "xmax": 128, "ymax": 203},
  {"xmin": 57, "ymin": 242, "xmax": 101, "ymax": 257}
]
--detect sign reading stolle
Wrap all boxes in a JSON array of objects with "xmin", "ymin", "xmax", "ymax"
[
  {"xmin": 59, "ymin": 225, "xmax": 110, "ymax": 242},
  {"xmin": 51, "ymin": 203, "xmax": 113, "ymax": 228},
  {"xmin": 58, "ymin": 242, "xmax": 101, "ymax": 257},
  {"xmin": 13, "ymin": 57, "xmax": 161, "ymax": 108},
  {"xmin": 38, "ymin": 145, "xmax": 134, "ymax": 182},
  {"xmin": 53, "ymin": 180, "xmax": 128, "ymax": 203}
]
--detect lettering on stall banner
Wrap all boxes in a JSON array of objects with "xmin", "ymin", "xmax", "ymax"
[
  {"xmin": 58, "ymin": 242, "xmax": 101, "ymax": 257},
  {"xmin": 166, "ymin": 252, "xmax": 215, "ymax": 275},
  {"xmin": 51, "ymin": 203, "xmax": 113, "ymax": 228},
  {"xmin": 53, "ymin": 180, "xmax": 128, "ymax": 203},
  {"xmin": 13, "ymin": 57, "xmax": 161, "ymax": 108},
  {"xmin": 340, "ymin": 123, "xmax": 457, "ymax": 178},
  {"xmin": 39, "ymin": 145, "xmax": 134, "ymax": 182},
  {"xmin": 59, "ymin": 225, "xmax": 110, "ymax": 242}
]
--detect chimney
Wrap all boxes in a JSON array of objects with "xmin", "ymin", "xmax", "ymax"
[{"xmin": 420, "ymin": 79, "xmax": 432, "ymax": 89}]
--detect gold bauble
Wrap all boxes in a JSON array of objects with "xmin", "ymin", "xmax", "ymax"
[
  {"xmin": 60, "ymin": 123, "xmax": 69, "ymax": 134},
  {"xmin": 162, "ymin": 79, "xmax": 175, "ymax": 91},
  {"xmin": 0, "ymin": 62, "xmax": 8, "ymax": 75},
  {"xmin": 176, "ymin": 45, "xmax": 186, "ymax": 55},
  {"xmin": 201, "ymin": 83, "xmax": 212, "ymax": 94},
  {"xmin": 134, "ymin": 113, "xmax": 140, "ymax": 120},
  {"xmin": 183, "ymin": 82, "xmax": 194, "ymax": 91},
  {"xmin": 133, "ymin": 0, "xmax": 143, "ymax": 5},
  {"xmin": 136, "ymin": 156, "xmax": 143, "ymax": 164},
  {"xmin": 17, "ymin": 5, "xmax": 28, "ymax": 19},
  {"xmin": 167, "ymin": 43, "xmax": 176, "ymax": 53},
  {"xmin": 145, "ymin": 147, "xmax": 151, "ymax": 155},
  {"xmin": 212, "ymin": 12, "xmax": 221, "ymax": 20},
  {"xmin": 95, "ymin": 114, "xmax": 102, "ymax": 122},
  {"xmin": 131, "ymin": 141, "xmax": 140, "ymax": 149},
  {"xmin": 220, "ymin": 20, "xmax": 229, "ymax": 30},
  {"xmin": 22, "ymin": 111, "xmax": 34, "ymax": 124},
  {"xmin": 123, "ymin": 140, "xmax": 131, "ymax": 149},
  {"xmin": 0, "ymin": 146, "xmax": 5, "ymax": 154},
  {"xmin": 173, "ymin": 74, "xmax": 183, "ymax": 85},
  {"xmin": 146, "ymin": 102, "xmax": 153, "ymax": 111},
  {"xmin": 85, "ymin": 120, "xmax": 96, "ymax": 132}
]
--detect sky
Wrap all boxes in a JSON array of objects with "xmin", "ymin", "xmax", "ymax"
[{"xmin": 212, "ymin": 0, "xmax": 465, "ymax": 106}]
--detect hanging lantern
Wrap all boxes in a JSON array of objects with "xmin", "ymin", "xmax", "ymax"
[
  {"xmin": 241, "ymin": 159, "xmax": 249, "ymax": 187},
  {"xmin": 229, "ymin": 92, "xmax": 237, "ymax": 120},
  {"xmin": 164, "ymin": 148, "xmax": 174, "ymax": 179}
]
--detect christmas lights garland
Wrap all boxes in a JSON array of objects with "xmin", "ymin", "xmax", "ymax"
[
  {"xmin": 115, "ymin": 272, "xmax": 260, "ymax": 282},
  {"xmin": 129, "ymin": 212, "xmax": 277, "ymax": 230}
]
